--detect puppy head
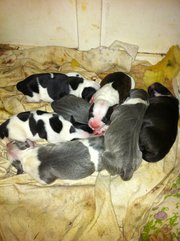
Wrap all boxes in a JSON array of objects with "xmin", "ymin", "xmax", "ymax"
[
  {"xmin": 7, "ymin": 139, "xmax": 35, "ymax": 162},
  {"xmin": 148, "ymin": 82, "xmax": 173, "ymax": 97},
  {"xmin": 88, "ymin": 101, "xmax": 114, "ymax": 133}
]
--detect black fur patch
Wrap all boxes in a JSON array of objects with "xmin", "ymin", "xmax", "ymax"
[
  {"xmin": 49, "ymin": 115, "xmax": 63, "ymax": 133},
  {"xmin": 16, "ymin": 75, "xmax": 39, "ymax": 96},
  {"xmin": 38, "ymin": 73, "xmax": 70, "ymax": 100},
  {"xmin": 82, "ymin": 87, "xmax": 96, "ymax": 101},
  {"xmin": 36, "ymin": 110, "xmax": 48, "ymax": 115},
  {"xmin": 17, "ymin": 111, "xmax": 31, "ymax": 122},
  {"xmin": 102, "ymin": 105, "xmax": 116, "ymax": 124},
  {"xmin": 0, "ymin": 119, "xmax": 10, "ymax": 138},
  {"xmin": 148, "ymin": 82, "xmax": 173, "ymax": 97},
  {"xmin": 12, "ymin": 160, "xmax": 24, "ymax": 174},
  {"xmin": 70, "ymin": 115, "xmax": 93, "ymax": 133},
  {"xmin": 70, "ymin": 126, "xmax": 76, "ymax": 133},
  {"xmin": 37, "ymin": 120, "xmax": 47, "ymax": 140},
  {"xmin": 88, "ymin": 104, "xmax": 95, "ymax": 118},
  {"xmin": 68, "ymin": 77, "xmax": 83, "ymax": 90},
  {"xmin": 16, "ymin": 82, "xmax": 32, "ymax": 96},
  {"xmin": 29, "ymin": 78, "xmax": 39, "ymax": 93},
  {"xmin": 38, "ymin": 73, "xmax": 66, "ymax": 88},
  {"xmin": 29, "ymin": 114, "xmax": 38, "ymax": 136}
]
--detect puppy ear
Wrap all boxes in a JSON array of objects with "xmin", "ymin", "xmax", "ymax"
[
  {"xmin": 82, "ymin": 87, "xmax": 97, "ymax": 102},
  {"xmin": 26, "ymin": 139, "xmax": 35, "ymax": 148}
]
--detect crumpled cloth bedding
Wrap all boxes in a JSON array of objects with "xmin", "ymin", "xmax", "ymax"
[{"xmin": 0, "ymin": 42, "xmax": 179, "ymax": 241}]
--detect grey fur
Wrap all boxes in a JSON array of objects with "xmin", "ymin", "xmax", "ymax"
[
  {"xmin": 51, "ymin": 95, "xmax": 90, "ymax": 123},
  {"xmin": 38, "ymin": 136, "xmax": 104, "ymax": 183},
  {"xmin": 7, "ymin": 136, "xmax": 105, "ymax": 184},
  {"xmin": 102, "ymin": 89, "xmax": 148, "ymax": 181}
]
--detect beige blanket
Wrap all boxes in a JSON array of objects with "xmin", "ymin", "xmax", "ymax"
[{"xmin": 0, "ymin": 43, "xmax": 179, "ymax": 241}]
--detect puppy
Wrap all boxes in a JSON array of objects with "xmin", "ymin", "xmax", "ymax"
[
  {"xmin": 0, "ymin": 110, "xmax": 91, "ymax": 143},
  {"xmin": 51, "ymin": 94, "xmax": 91, "ymax": 124},
  {"xmin": 16, "ymin": 72, "xmax": 100, "ymax": 102},
  {"xmin": 16, "ymin": 73, "xmax": 69, "ymax": 102},
  {"xmin": 102, "ymin": 89, "xmax": 148, "ymax": 181},
  {"xmin": 88, "ymin": 72, "xmax": 135, "ymax": 135},
  {"xmin": 139, "ymin": 82, "xmax": 179, "ymax": 162},
  {"xmin": 6, "ymin": 136, "xmax": 105, "ymax": 184}
]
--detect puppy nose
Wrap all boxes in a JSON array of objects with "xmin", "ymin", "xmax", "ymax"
[
  {"xmin": 88, "ymin": 118, "xmax": 101, "ymax": 129},
  {"xmin": 6, "ymin": 141, "xmax": 14, "ymax": 149}
]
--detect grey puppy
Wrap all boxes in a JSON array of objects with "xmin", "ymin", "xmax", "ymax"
[
  {"xmin": 7, "ymin": 136, "xmax": 104, "ymax": 184},
  {"xmin": 102, "ymin": 89, "xmax": 148, "ymax": 181},
  {"xmin": 51, "ymin": 94, "xmax": 90, "ymax": 123}
]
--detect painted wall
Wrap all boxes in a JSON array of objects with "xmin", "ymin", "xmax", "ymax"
[
  {"xmin": 0, "ymin": 0, "xmax": 78, "ymax": 48},
  {"xmin": 0, "ymin": 0, "xmax": 180, "ymax": 53}
]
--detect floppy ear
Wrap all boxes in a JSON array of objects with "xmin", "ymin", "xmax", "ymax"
[
  {"xmin": 82, "ymin": 87, "xmax": 97, "ymax": 102},
  {"xmin": 70, "ymin": 116, "xmax": 93, "ymax": 133},
  {"xmin": 26, "ymin": 139, "xmax": 35, "ymax": 148}
]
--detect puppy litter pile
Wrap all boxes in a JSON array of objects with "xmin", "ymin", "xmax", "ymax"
[{"xmin": 0, "ymin": 43, "xmax": 180, "ymax": 241}]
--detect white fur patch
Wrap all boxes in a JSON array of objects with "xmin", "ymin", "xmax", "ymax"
[
  {"xmin": 91, "ymin": 100, "xmax": 110, "ymax": 121},
  {"xmin": 26, "ymin": 93, "xmax": 40, "ymax": 102},
  {"xmin": 127, "ymin": 74, "xmax": 136, "ymax": 89},
  {"xmin": 6, "ymin": 115, "xmax": 39, "ymax": 142},
  {"xmin": 38, "ymin": 83, "xmax": 54, "ymax": 102},
  {"xmin": 50, "ymin": 73, "xmax": 54, "ymax": 78},
  {"xmin": 93, "ymin": 83, "xmax": 119, "ymax": 106},
  {"xmin": 19, "ymin": 147, "xmax": 45, "ymax": 184},
  {"xmin": 69, "ymin": 80, "xmax": 100, "ymax": 98},
  {"xmin": 80, "ymin": 139, "xmax": 100, "ymax": 171},
  {"xmin": 32, "ymin": 112, "xmax": 73, "ymax": 143},
  {"xmin": 122, "ymin": 98, "xmax": 148, "ymax": 106},
  {"xmin": 66, "ymin": 72, "xmax": 100, "ymax": 98},
  {"xmin": 66, "ymin": 72, "xmax": 82, "ymax": 78}
]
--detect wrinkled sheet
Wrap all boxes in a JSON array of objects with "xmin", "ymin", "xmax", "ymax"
[{"xmin": 0, "ymin": 42, "xmax": 179, "ymax": 241}]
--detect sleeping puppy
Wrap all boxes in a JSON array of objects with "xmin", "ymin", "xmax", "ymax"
[
  {"xmin": 51, "ymin": 94, "xmax": 91, "ymax": 124},
  {"xmin": 88, "ymin": 72, "xmax": 135, "ymax": 135},
  {"xmin": 16, "ymin": 72, "xmax": 100, "ymax": 102},
  {"xmin": 16, "ymin": 73, "xmax": 69, "ymax": 102},
  {"xmin": 6, "ymin": 136, "xmax": 104, "ymax": 184},
  {"xmin": 102, "ymin": 89, "xmax": 148, "ymax": 181},
  {"xmin": 0, "ymin": 110, "xmax": 92, "ymax": 143},
  {"xmin": 139, "ymin": 82, "xmax": 179, "ymax": 162}
]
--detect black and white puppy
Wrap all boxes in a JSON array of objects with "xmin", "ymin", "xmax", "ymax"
[
  {"xmin": 88, "ymin": 72, "xmax": 135, "ymax": 135},
  {"xmin": 139, "ymin": 82, "xmax": 179, "ymax": 162},
  {"xmin": 7, "ymin": 136, "xmax": 105, "ymax": 184},
  {"xmin": 102, "ymin": 89, "xmax": 148, "ymax": 181},
  {"xmin": 16, "ymin": 72, "xmax": 100, "ymax": 102},
  {"xmin": 0, "ymin": 110, "xmax": 92, "ymax": 143}
]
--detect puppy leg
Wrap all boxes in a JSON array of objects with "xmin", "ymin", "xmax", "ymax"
[{"xmin": 12, "ymin": 160, "xmax": 24, "ymax": 174}]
